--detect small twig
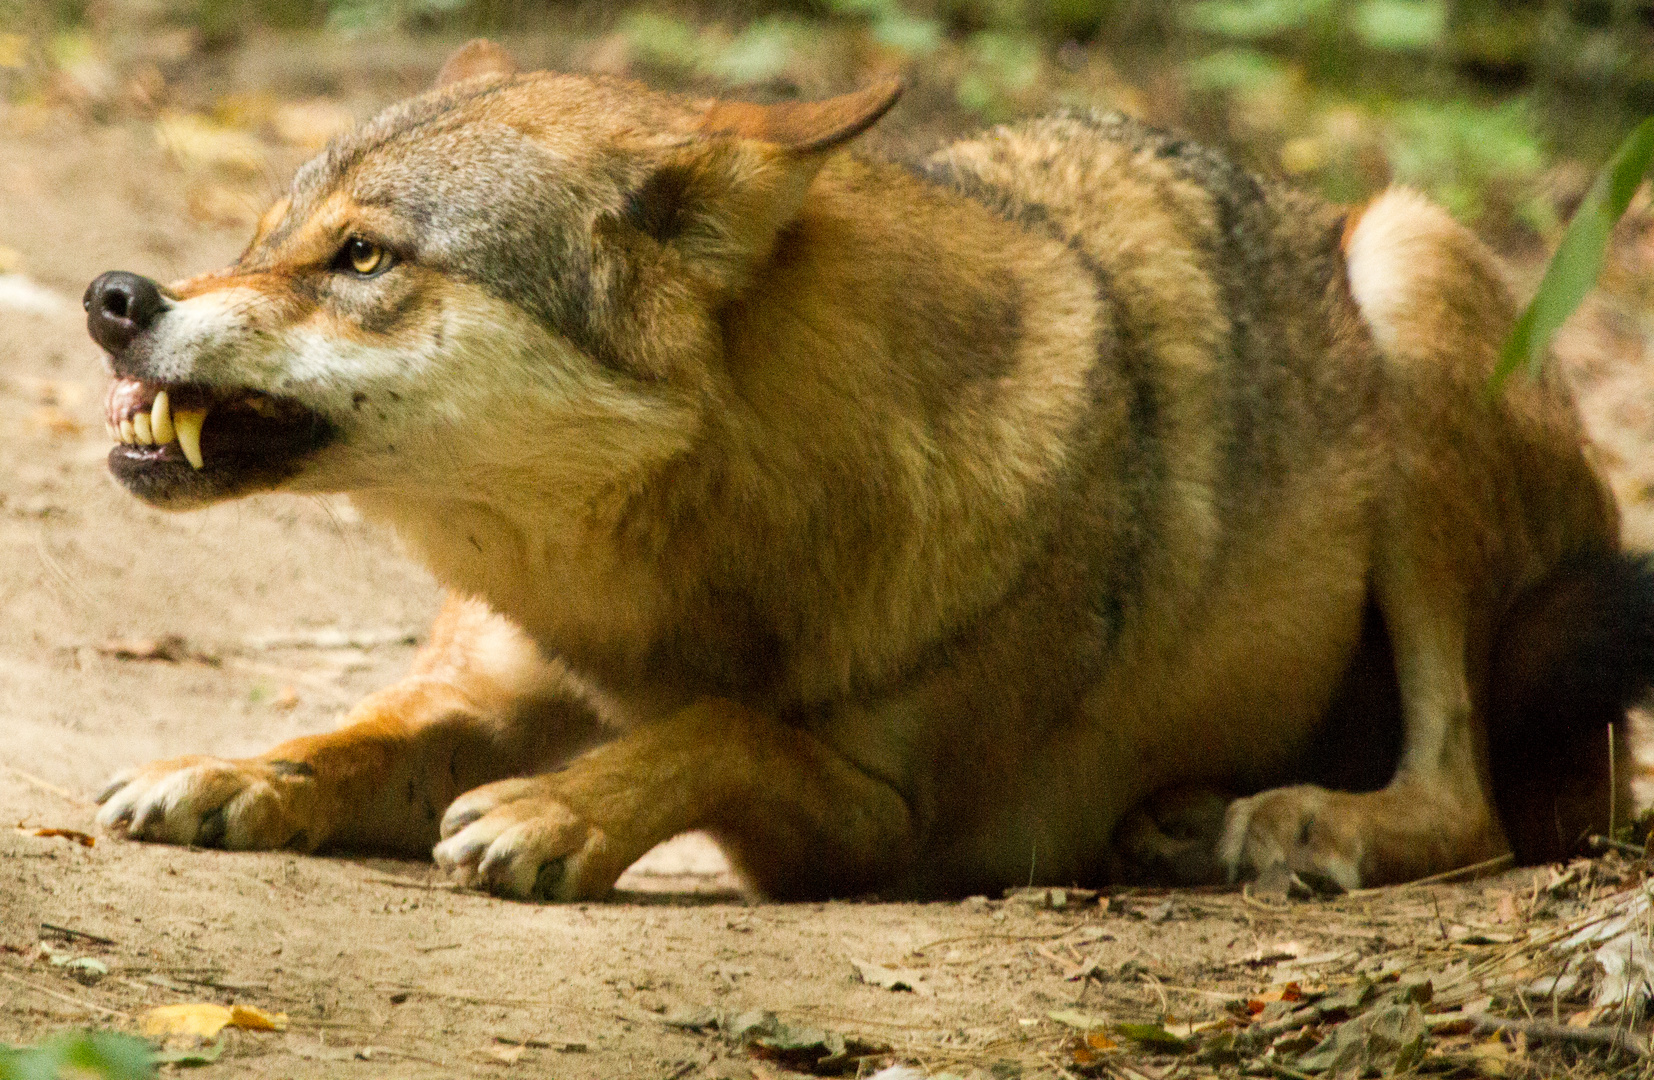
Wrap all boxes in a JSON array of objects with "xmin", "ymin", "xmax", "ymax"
[
  {"xmin": 222, "ymin": 657, "xmax": 357, "ymax": 706},
  {"xmin": 1589, "ymin": 835, "xmax": 1647, "ymax": 859},
  {"xmin": 1467, "ymin": 1014, "xmax": 1649, "ymax": 1058},
  {"xmin": 40, "ymin": 921, "xmax": 116, "ymax": 946},
  {"xmin": 168, "ymin": 974, "xmax": 269, "ymax": 993},
  {"xmin": 0, "ymin": 763, "xmax": 85, "ymax": 805},
  {"xmin": 1608, "ymin": 720, "xmax": 1618, "ymax": 840},
  {"xmin": 362, "ymin": 875, "xmax": 463, "ymax": 892},
  {"xmin": 1345, "ymin": 852, "xmax": 1515, "ymax": 898},
  {"xmin": 1240, "ymin": 884, "xmax": 1290, "ymax": 913},
  {"xmin": 0, "ymin": 970, "xmax": 128, "ymax": 1018},
  {"xmin": 913, "ymin": 928, "xmax": 1084, "ymax": 952},
  {"xmin": 242, "ymin": 627, "xmax": 417, "ymax": 650}
]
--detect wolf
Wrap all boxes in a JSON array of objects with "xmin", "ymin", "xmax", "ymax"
[{"xmin": 86, "ymin": 40, "xmax": 1654, "ymax": 901}]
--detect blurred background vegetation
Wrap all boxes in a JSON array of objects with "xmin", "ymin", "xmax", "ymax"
[{"xmin": 1, "ymin": 0, "xmax": 1653, "ymax": 247}]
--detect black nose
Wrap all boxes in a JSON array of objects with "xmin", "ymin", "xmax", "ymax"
[{"xmin": 84, "ymin": 271, "xmax": 167, "ymax": 354}]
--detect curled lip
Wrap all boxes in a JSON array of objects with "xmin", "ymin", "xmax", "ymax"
[{"xmin": 105, "ymin": 375, "xmax": 336, "ymax": 508}]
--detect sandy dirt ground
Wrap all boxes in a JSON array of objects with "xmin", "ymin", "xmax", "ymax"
[{"xmin": 4, "ymin": 31, "xmax": 1654, "ymax": 1080}]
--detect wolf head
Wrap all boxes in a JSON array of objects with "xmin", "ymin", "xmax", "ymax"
[{"xmin": 89, "ymin": 43, "xmax": 901, "ymax": 510}]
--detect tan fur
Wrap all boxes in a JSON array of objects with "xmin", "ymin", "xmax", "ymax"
[{"xmin": 92, "ymin": 46, "xmax": 1637, "ymax": 899}]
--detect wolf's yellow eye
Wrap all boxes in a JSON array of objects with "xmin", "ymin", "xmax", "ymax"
[{"xmin": 340, "ymin": 238, "xmax": 388, "ymax": 276}]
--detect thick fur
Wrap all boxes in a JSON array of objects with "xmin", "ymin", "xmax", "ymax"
[{"xmin": 92, "ymin": 47, "xmax": 1652, "ymax": 900}]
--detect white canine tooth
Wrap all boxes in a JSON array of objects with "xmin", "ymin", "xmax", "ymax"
[
  {"xmin": 151, "ymin": 391, "xmax": 174, "ymax": 445},
  {"xmin": 119, "ymin": 418, "xmax": 135, "ymax": 444},
  {"xmin": 174, "ymin": 408, "xmax": 206, "ymax": 470},
  {"xmin": 105, "ymin": 421, "xmax": 118, "ymax": 443},
  {"xmin": 133, "ymin": 412, "xmax": 153, "ymax": 444}
]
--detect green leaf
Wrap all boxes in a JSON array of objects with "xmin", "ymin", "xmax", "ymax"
[
  {"xmin": 1353, "ymin": 0, "xmax": 1445, "ymax": 52},
  {"xmin": 618, "ymin": 11, "xmax": 705, "ymax": 72},
  {"xmin": 0, "ymin": 1031, "xmax": 155, "ymax": 1080},
  {"xmin": 870, "ymin": 12, "xmax": 942, "ymax": 55},
  {"xmin": 711, "ymin": 19, "xmax": 797, "ymax": 83},
  {"xmin": 1184, "ymin": 0, "xmax": 1333, "ymax": 40},
  {"xmin": 1493, "ymin": 116, "xmax": 1654, "ymax": 389},
  {"xmin": 1114, "ymin": 1023, "xmax": 1190, "ymax": 1052},
  {"xmin": 1182, "ymin": 48, "xmax": 1291, "ymax": 93}
]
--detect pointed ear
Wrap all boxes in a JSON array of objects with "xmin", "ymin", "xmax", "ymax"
[
  {"xmin": 696, "ymin": 76, "xmax": 904, "ymax": 151},
  {"xmin": 434, "ymin": 39, "xmax": 518, "ymax": 88},
  {"xmin": 619, "ymin": 78, "xmax": 904, "ymax": 290}
]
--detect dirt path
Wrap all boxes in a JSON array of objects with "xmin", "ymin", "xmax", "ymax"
[{"xmin": 4, "ymin": 32, "xmax": 1654, "ymax": 1080}]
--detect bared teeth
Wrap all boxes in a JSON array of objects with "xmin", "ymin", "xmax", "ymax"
[
  {"xmin": 173, "ymin": 408, "xmax": 206, "ymax": 470},
  {"xmin": 151, "ymin": 390, "xmax": 174, "ymax": 445},
  {"xmin": 107, "ymin": 385, "xmax": 205, "ymax": 469}
]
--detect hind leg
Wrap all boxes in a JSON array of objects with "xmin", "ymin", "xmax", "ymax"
[{"xmin": 1221, "ymin": 550, "xmax": 1509, "ymax": 889}]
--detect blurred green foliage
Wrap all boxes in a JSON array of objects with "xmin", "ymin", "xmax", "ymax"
[
  {"xmin": 0, "ymin": 1030, "xmax": 155, "ymax": 1080},
  {"xmin": 3, "ymin": 0, "xmax": 1651, "ymax": 232}
]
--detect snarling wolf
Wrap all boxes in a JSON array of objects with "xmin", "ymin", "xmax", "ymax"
[{"xmin": 87, "ymin": 41, "xmax": 1654, "ymax": 900}]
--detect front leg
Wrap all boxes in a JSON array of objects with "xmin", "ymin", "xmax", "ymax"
[
  {"xmin": 434, "ymin": 698, "xmax": 914, "ymax": 901},
  {"xmin": 95, "ymin": 596, "xmax": 604, "ymax": 855}
]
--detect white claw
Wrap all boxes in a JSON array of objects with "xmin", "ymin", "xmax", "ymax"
[
  {"xmin": 174, "ymin": 408, "xmax": 206, "ymax": 470},
  {"xmin": 132, "ymin": 412, "xmax": 153, "ymax": 444},
  {"xmin": 119, "ymin": 417, "xmax": 135, "ymax": 444},
  {"xmin": 151, "ymin": 391, "xmax": 174, "ymax": 446}
]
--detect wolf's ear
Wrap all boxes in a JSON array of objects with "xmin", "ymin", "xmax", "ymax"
[
  {"xmin": 435, "ymin": 39, "xmax": 518, "ymax": 88},
  {"xmin": 695, "ymin": 76, "xmax": 904, "ymax": 152},
  {"xmin": 620, "ymin": 78, "xmax": 903, "ymax": 290}
]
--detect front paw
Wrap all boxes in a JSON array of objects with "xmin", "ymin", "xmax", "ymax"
[
  {"xmin": 95, "ymin": 756, "xmax": 322, "ymax": 851},
  {"xmin": 433, "ymin": 778, "xmax": 624, "ymax": 902},
  {"xmin": 1218, "ymin": 784, "xmax": 1364, "ymax": 894}
]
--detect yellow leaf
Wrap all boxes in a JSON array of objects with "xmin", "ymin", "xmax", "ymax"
[
  {"xmin": 140, "ymin": 1002, "xmax": 288, "ymax": 1038},
  {"xmin": 230, "ymin": 1004, "xmax": 288, "ymax": 1031},
  {"xmin": 155, "ymin": 113, "xmax": 268, "ymax": 175},
  {"xmin": 141, "ymin": 1004, "xmax": 234, "ymax": 1039},
  {"xmin": 0, "ymin": 34, "xmax": 25, "ymax": 69},
  {"xmin": 272, "ymin": 99, "xmax": 355, "ymax": 151}
]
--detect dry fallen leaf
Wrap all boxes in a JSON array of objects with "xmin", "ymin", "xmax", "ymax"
[
  {"xmin": 155, "ymin": 112, "xmax": 268, "ymax": 175},
  {"xmin": 30, "ymin": 406, "xmax": 82, "ymax": 437},
  {"xmin": 27, "ymin": 827, "xmax": 95, "ymax": 847},
  {"xmin": 1247, "ymin": 981, "xmax": 1303, "ymax": 1013},
  {"xmin": 94, "ymin": 635, "xmax": 215, "ymax": 664},
  {"xmin": 850, "ymin": 958, "xmax": 930, "ymax": 995},
  {"xmin": 141, "ymin": 1002, "xmax": 288, "ymax": 1039},
  {"xmin": 185, "ymin": 182, "xmax": 262, "ymax": 229},
  {"xmin": 272, "ymin": 99, "xmax": 355, "ymax": 150}
]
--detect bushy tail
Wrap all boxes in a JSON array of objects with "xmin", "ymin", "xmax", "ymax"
[{"xmin": 1488, "ymin": 552, "xmax": 1654, "ymax": 863}]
